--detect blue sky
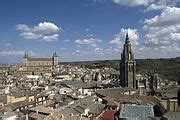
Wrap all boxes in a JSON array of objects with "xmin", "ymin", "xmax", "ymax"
[{"xmin": 0, "ymin": 0, "xmax": 180, "ymax": 63}]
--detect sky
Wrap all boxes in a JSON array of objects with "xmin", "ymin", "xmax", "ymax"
[{"xmin": 0, "ymin": 0, "xmax": 180, "ymax": 63}]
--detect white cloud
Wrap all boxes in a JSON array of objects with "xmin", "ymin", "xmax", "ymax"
[
  {"xmin": 72, "ymin": 50, "xmax": 80, "ymax": 55},
  {"xmin": 113, "ymin": 0, "xmax": 149, "ymax": 6},
  {"xmin": 170, "ymin": 33, "xmax": 180, "ymax": 40},
  {"xmin": 33, "ymin": 22, "xmax": 60, "ymax": 33},
  {"xmin": 71, "ymin": 46, "xmax": 121, "ymax": 60},
  {"xmin": 72, "ymin": 49, "xmax": 90, "ymax": 56},
  {"xmin": 95, "ymin": 47, "xmax": 103, "ymax": 51},
  {"xmin": 143, "ymin": 7, "xmax": 180, "ymax": 39},
  {"xmin": 145, "ymin": 3, "xmax": 166, "ymax": 12},
  {"xmin": 15, "ymin": 24, "xmax": 30, "ymax": 31},
  {"xmin": 94, "ymin": 47, "xmax": 103, "ymax": 55},
  {"xmin": 20, "ymin": 32, "xmax": 42, "ymax": 40},
  {"xmin": 0, "ymin": 50, "xmax": 37, "ymax": 57},
  {"xmin": 42, "ymin": 34, "xmax": 59, "ymax": 42},
  {"xmin": 112, "ymin": 0, "xmax": 178, "ymax": 12},
  {"xmin": 71, "ymin": 27, "xmax": 153, "ymax": 59},
  {"xmin": 0, "ymin": 50, "xmax": 24, "ymax": 56},
  {"xmin": 16, "ymin": 22, "xmax": 60, "ymax": 42},
  {"xmin": 75, "ymin": 38, "xmax": 102, "ymax": 47},
  {"xmin": 173, "ymin": 43, "xmax": 180, "ymax": 53},
  {"xmin": 143, "ymin": 6, "xmax": 180, "ymax": 55},
  {"xmin": 105, "ymin": 47, "xmax": 120, "ymax": 55},
  {"xmin": 109, "ymin": 33, "xmax": 122, "ymax": 45},
  {"xmin": 144, "ymin": 7, "xmax": 180, "ymax": 28},
  {"xmin": 72, "ymin": 48, "xmax": 104, "ymax": 56},
  {"xmin": 110, "ymin": 28, "xmax": 140, "ymax": 47}
]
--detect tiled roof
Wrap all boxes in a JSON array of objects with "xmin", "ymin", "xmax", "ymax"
[
  {"xmin": 30, "ymin": 105, "xmax": 54, "ymax": 114},
  {"xmin": 11, "ymin": 101, "xmax": 35, "ymax": 110},
  {"xmin": 163, "ymin": 112, "xmax": 180, "ymax": 120},
  {"xmin": 55, "ymin": 71, "xmax": 70, "ymax": 76},
  {"xmin": 9, "ymin": 89, "xmax": 40, "ymax": 98},
  {"xmin": 0, "ymin": 95, "xmax": 7, "ymax": 104},
  {"xmin": 1, "ymin": 111, "xmax": 16, "ymax": 118},
  {"xmin": 96, "ymin": 88, "xmax": 167, "ymax": 115},
  {"xmin": 88, "ymin": 103, "xmax": 105, "ymax": 116},
  {"xmin": 101, "ymin": 110, "xmax": 116, "ymax": 119},
  {"xmin": 96, "ymin": 87, "xmax": 136, "ymax": 97},
  {"xmin": 29, "ymin": 112, "xmax": 47, "ymax": 120},
  {"xmin": 47, "ymin": 96, "xmax": 105, "ymax": 119},
  {"xmin": 161, "ymin": 87, "xmax": 178, "ymax": 98},
  {"xmin": 119, "ymin": 104, "xmax": 154, "ymax": 119}
]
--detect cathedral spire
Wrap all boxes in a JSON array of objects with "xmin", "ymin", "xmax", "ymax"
[{"xmin": 125, "ymin": 29, "xmax": 130, "ymax": 43}]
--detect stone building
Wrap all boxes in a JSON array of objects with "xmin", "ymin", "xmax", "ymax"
[
  {"xmin": 149, "ymin": 73, "xmax": 162, "ymax": 90},
  {"xmin": 19, "ymin": 52, "xmax": 58, "ymax": 75},
  {"xmin": 120, "ymin": 32, "xmax": 136, "ymax": 88},
  {"xmin": 23, "ymin": 52, "xmax": 58, "ymax": 66}
]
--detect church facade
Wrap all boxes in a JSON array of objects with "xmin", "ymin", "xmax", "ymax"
[{"xmin": 120, "ymin": 32, "xmax": 136, "ymax": 88}]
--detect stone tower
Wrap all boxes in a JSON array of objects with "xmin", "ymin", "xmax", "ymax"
[
  {"xmin": 52, "ymin": 52, "xmax": 58, "ymax": 66},
  {"xmin": 120, "ymin": 32, "xmax": 136, "ymax": 88},
  {"xmin": 23, "ymin": 52, "xmax": 28, "ymax": 66}
]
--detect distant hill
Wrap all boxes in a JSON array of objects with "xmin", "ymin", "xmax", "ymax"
[{"xmin": 60, "ymin": 57, "xmax": 180, "ymax": 81}]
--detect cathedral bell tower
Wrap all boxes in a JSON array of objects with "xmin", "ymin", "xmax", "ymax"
[
  {"xmin": 52, "ymin": 52, "xmax": 58, "ymax": 66},
  {"xmin": 120, "ymin": 32, "xmax": 136, "ymax": 88},
  {"xmin": 23, "ymin": 52, "xmax": 28, "ymax": 66}
]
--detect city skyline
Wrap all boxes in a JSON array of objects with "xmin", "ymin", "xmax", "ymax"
[{"xmin": 0, "ymin": 0, "xmax": 180, "ymax": 63}]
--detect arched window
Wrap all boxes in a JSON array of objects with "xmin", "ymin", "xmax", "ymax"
[
  {"xmin": 129, "ymin": 66, "xmax": 133, "ymax": 71},
  {"xmin": 129, "ymin": 53, "xmax": 131, "ymax": 60}
]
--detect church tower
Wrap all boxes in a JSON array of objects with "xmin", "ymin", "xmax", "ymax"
[
  {"xmin": 23, "ymin": 52, "xmax": 28, "ymax": 66},
  {"xmin": 120, "ymin": 32, "xmax": 136, "ymax": 88},
  {"xmin": 52, "ymin": 52, "xmax": 58, "ymax": 66}
]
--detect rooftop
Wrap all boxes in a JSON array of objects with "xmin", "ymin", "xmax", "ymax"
[
  {"xmin": 119, "ymin": 104, "xmax": 154, "ymax": 119},
  {"xmin": 96, "ymin": 87, "xmax": 136, "ymax": 97},
  {"xmin": 30, "ymin": 105, "xmax": 54, "ymax": 114},
  {"xmin": 163, "ymin": 111, "xmax": 180, "ymax": 120}
]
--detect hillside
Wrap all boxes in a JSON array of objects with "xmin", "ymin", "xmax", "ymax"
[{"xmin": 60, "ymin": 57, "xmax": 180, "ymax": 81}]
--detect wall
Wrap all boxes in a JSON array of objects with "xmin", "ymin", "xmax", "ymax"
[
  {"xmin": 167, "ymin": 99, "xmax": 179, "ymax": 112},
  {"xmin": 7, "ymin": 95, "xmax": 26, "ymax": 104},
  {"xmin": 24, "ymin": 60, "xmax": 53, "ymax": 67}
]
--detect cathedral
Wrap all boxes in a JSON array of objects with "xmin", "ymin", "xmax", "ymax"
[{"xmin": 120, "ymin": 32, "xmax": 136, "ymax": 88}]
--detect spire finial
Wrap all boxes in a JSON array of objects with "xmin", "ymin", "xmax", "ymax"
[
  {"xmin": 23, "ymin": 52, "xmax": 28, "ymax": 58},
  {"xmin": 53, "ymin": 51, "xmax": 58, "ymax": 57},
  {"xmin": 125, "ymin": 28, "xmax": 130, "ymax": 43}
]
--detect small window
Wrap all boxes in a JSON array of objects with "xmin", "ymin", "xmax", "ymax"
[
  {"xmin": 112, "ymin": 107, "xmax": 116, "ymax": 111},
  {"xmin": 129, "ymin": 53, "xmax": 131, "ymax": 60},
  {"xmin": 129, "ymin": 66, "xmax": 133, "ymax": 71}
]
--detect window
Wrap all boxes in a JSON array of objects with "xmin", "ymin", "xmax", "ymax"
[
  {"xmin": 112, "ymin": 107, "xmax": 116, "ymax": 111},
  {"xmin": 129, "ymin": 66, "xmax": 133, "ymax": 71},
  {"xmin": 129, "ymin": 53, "xmax": 131, "ymax": 60}
]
